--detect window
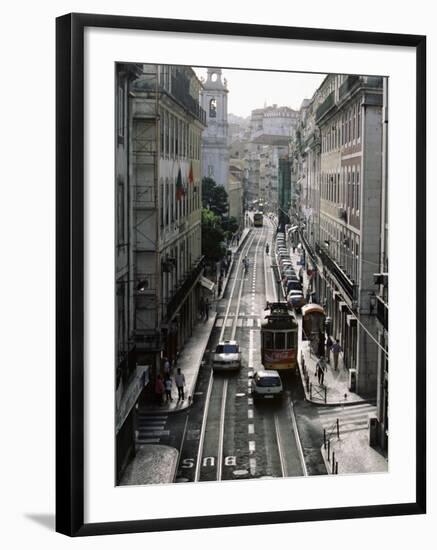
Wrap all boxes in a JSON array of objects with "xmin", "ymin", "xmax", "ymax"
[
  {"xmin": 275, "ymin": 332, "xmax": 285, "ymax": 350},
  {"xmin": 160, "ymin": 180, "xmax": 164, "ymax": 227},
  {"xmin": 117, "ymin": 179, "xmax": 124, "ymax": 244},
  {"xmin": 357, "ymin": 103, "xmax": 361, "ymax": 138},
  {"xmin": 263, "ymin": 332, "xmax": 273, "ymax": 349},
  {"xmin": 117, "ymin": 86, "xmax": 124, "ymax": 138},
  {"xmin": 287, "ymin": 332, "xmax": 296, "ymax": 348},
  {"xmin": 209, "ymin": 98, "xmax": 217, "ymax": 118}
]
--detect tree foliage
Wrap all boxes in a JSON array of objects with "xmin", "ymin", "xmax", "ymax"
[
  {"xmin": 201, "ymin": 208, "xmax": 226, "ymax": 261},
  {"xmin": 202, "ymin": 177, "xmax": 228, "ymax": 218}
]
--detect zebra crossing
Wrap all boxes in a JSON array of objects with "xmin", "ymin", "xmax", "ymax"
[
  {"xmin": 317, "ymin": 402, "xmax": 377, "ymax": 437},
  {"xmin": 136, "ymin": 413, "xmax": 169, "ymax": 445},
  {"xmin": 215, "ymin": 316, "xmax": 262, "ymax": 328}
]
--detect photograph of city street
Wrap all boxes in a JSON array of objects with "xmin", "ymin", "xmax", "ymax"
[{"xmin": 115, "ymin": 63, "xmax": 389, "ymax": 486}]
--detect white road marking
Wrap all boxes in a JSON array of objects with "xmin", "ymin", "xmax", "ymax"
[
  {"xmin": 247, "ymin": 318, "xmax": 254, "ymax": 327},
  {"xmin": 248, "ymin": 397, "xmax": 253, "ymax": 406},
  {"xmin": 249, "ymin": 441, "xmax": 256, "ymax": 453},
  {"xmin": 248, "ymin": 424, "xmax": 255, "ymax": 434},
  {"xmin": 249, "ymin": 458, "xmax": 257, "ymax": 475},
  {"xmin": 248, "ymin": 409, "xmax": 254, "ymax": 419}
]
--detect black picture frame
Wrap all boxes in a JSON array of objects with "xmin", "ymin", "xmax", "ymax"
[{"xmin": 56, "ymin": 12, "xmax": 426, "ymax": 537}]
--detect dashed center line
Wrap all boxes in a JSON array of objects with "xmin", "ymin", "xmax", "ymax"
[{"xmin": 248, "ymin": 424, "xmax": 255, "ymax": 434}]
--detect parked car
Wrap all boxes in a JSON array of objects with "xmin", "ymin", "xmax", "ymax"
[
  {"xmin": 251, "ymin": 370, "xmax": 284, "ymax": 400},
  {"xmin": 286, "ymin": 279, "xmax": 302, "ymax": 291},
  {"xmin": 287, "ymin": 290, "xmax": 306, "ymax": 310},
  {"xmin": 212, "ymin": 340, "xmax": 241, "ymax": 371}
]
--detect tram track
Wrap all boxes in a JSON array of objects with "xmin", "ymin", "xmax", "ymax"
[
  {"xmin": 248, "ymin": 216, "xmax": 308, "ymax": 479},
  {"xmin": 189, "ymin": 220, "xmax": 308, "ymax": 482},
  {"xmin": 195, "ymin": 229, "xmax": 261, "ymax": 482},
  {"xmin": 195, "ymin": 228, "xmax": 265, "ymax": 481}
]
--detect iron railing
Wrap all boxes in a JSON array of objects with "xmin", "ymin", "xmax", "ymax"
[
  {"xmin": 376, "ymin": 295, "xmax": 388, "ymax": 331},
  {"xmin": 316, "ymin": 91, "xmax": 335, "ymax": 121},
  {"xmin": 316, "ymin": 242, "xmax": 356, "ymax": 302},
  {"xmin": 339, "ymin": 75, "xmax": 360, "ymax": 100}
]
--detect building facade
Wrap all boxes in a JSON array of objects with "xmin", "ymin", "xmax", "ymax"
[
  {"xmin": 292, "ymin": 74, "xmax": 386, "ymax": 400},
  {"xmin": 115, "ymin": 63, "xmax": 207, "ymax": 481}
]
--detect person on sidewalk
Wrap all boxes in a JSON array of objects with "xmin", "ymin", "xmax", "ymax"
[
  {"xmin": 316, "ymin": 360, "xmax": 325, "ymax": 385},
  {"xmin": 204, "ymin": 298, "xmax": 210, "ymax": 321},
  {"xmin": 325, "ymin": 335, "xmax": 333, "ymax": 364},
  {"xmin": 218, "ymin": 276, "xmax": 223, "ymax": 296},
  {"xmin": 154, "ymin": 375, "xmax": 165, "ymax": 405},
  {"xmin": 164, "ymin": 375, "xmax": 173, "ymax": 402},
  {"xmin": 332, "ymin": 339, "xmax": 342, "ymax": 370},
  {"xmin": 175, "ymin": 368, "xmax": 186, "ymax": 401}
]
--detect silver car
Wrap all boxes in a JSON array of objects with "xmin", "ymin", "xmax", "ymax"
[
  {"xmin": 251, "ymin": 370, "xmax": 284, "ymax": 400},
  {"xmin": 212, "ymin": 340, "xmax": 241, "ymax": 371}
]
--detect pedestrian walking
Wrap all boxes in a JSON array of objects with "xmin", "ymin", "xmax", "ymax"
[
  {"xmin": 319, "ymin": 363, "xmax": 325, "ymax": 385},
  {"xmin": 154, "ymin": 374, "xmax": 165, "ymax": 405},
  {"xmin": 204, "ymin": 298, "xmax": 210, "ymax": 321},
  {"xmin": 325, "ymin": 335, "xmax": 333, "ymax": 364},
  {"xmin": 175, "ymin": 368, "xmax": 186, "ymax": 401},
  {"xmin": 218, "ymin": 276, "xmax": 223, "ymax": 296},
  {"xmin": 164, "ymin": 375, "xmax": 173, "ymax": 402},
  {"xmin": 332, "ymin": 339, "xmax": 342, "ymax": 370}
]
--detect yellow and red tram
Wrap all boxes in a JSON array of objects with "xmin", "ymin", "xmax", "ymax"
[{"xmin": 261, "ymin": 301, "xmax": 299, "ymax": 372}]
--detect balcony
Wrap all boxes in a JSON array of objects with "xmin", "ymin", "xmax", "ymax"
[
  {"xmin": 166, "ymin": 256, "xmax": 204, "ymax": 320},
  {"xmin": 316, "ymin": 242, "xmax": 356, "ymax": 302},
  {"xmin": 316, "ymin": 91, "xmax": 335, "ymax": 122},
  {"xmin": 170, "ymin": 75, "xmax": 207, "ymax": 124},
  {"xmin": 376, "ymin": 295, "xmax": 388, "ymax": 331},
  {"xmin": 299, "ymin": 230, "xmax": 318, "ymax": 265},
  {"xmin": 339, "ymin": 75, "xmax": 360, "ymax": 101}
]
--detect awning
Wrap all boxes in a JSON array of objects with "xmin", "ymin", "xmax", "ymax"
[{"xmin": 199, "ymin": 276, "xmax": 215, "ymax": 292}]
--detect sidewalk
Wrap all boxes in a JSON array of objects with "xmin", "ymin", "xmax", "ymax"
[
  {"xmin": 286, "ymin": 246, "xmax": 367, "ymax": 406},
  {"xmin": 139, "ymin": 312, "xmax": 217, "ymax": 414},
  {"xmin": 320, "ymin": 430, "xmax": 388, "ymax": 475},
  {"xmin": 139, "ymin": 226, "xmax": 251, "ymax": 416}
]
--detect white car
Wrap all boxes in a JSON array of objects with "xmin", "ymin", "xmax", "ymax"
[
  {"xmin": 212, "ymin": 340, "xmax": 241, "ymax": 371},
  {"xmin": 251, "ymin": 370, "xmax": 283, "ymax": 400}
]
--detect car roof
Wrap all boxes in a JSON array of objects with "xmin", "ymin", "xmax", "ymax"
[
  {"xmin": 256, "ymin": 370, "xmax": 280, "ymax": 377},
  {"xmin": 217, "ymin": 340, "xmax": 237, "ymax": 346}
]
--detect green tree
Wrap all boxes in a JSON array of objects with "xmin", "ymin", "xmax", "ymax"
[
  {"xmin": 221, "ymin": 216, "xmax": 239, "ymax": 241},
  {"xmin": 201, "ymin": 208, "xmax": 226, "ymax": 261},
  {"xmin": 202, "ymin": 177, "xmax": 229, "ymax": 218}
]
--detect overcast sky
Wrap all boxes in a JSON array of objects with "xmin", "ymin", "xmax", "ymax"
[{"xmin": 194, "ymin": 67, "xmax": 327, "ymax": 118}]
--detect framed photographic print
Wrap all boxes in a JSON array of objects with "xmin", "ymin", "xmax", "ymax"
[{"xmin": 56, "ymin": 13, "xmax": 426, "ymax": 536}]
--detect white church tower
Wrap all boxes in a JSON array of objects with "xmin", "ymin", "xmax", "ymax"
[{"xmin": 200, "ymin": 68, "xmax": 229, "ymax": 189}]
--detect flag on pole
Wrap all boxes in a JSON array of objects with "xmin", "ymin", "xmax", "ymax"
[
  {"xmin": 176, "ymin": 167, "xmax": 184, "ymax": 201},
  {"xmin": 188, "ymin": 162, "xmax": 194, "ymax": 185}
]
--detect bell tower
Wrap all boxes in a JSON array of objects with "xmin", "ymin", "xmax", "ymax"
[{"xmin": 200, "ymin": 68, "xmax": 229, "ymax": 189}]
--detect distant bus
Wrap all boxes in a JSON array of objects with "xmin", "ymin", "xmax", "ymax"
[{"xmin": 253, "ymin": 212, "xmax": 263, "ymax": 227}]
